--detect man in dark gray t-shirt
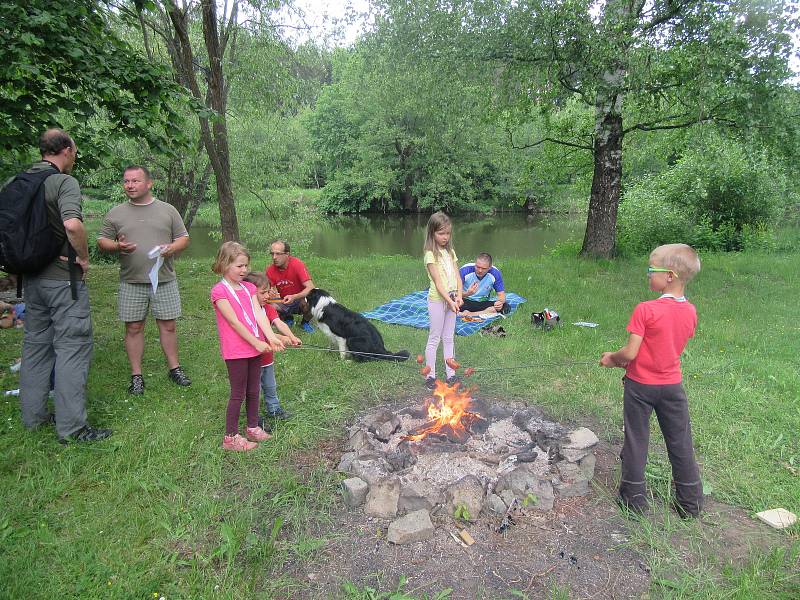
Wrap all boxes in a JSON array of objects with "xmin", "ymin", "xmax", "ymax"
[{"xmin": 11, "ymin": 129, "xmax": 111, "ymax": 443}]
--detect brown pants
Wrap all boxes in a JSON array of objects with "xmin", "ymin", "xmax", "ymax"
[{"xmin": 620, "ymin": 377, "xmax": 703, "ymax": 516}]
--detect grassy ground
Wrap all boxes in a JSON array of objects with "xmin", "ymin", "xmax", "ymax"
[{"xmin": 1, "ymin": 245, "xmax": 799, "ymax": 598}]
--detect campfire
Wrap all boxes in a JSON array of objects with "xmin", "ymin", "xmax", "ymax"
[
  {"xmin": 337, "ymin": 384, "xmax": 600, "ymax": 544},
  {"xmin": 403, "ymin": 381, "xmax": 484, "ymax": 443}
]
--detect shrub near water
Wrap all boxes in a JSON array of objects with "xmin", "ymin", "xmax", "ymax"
[{"xmin": 618, "ymin": 134, "xmax": 785, "ymax": 255}]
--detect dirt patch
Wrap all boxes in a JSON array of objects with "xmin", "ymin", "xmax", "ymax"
[{"xmin": 279, "ymin": 396, "xmax": 794, "ymax": 599}]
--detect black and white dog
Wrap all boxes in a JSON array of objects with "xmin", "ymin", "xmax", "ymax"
[{"xmin": 306, "ymin": 288, "xmax": 410, "ymax": 362}]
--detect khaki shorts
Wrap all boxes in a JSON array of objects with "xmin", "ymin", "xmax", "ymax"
[{"xmin": 118, "ymin": 280, "xmax": 182, "ymax": 322}]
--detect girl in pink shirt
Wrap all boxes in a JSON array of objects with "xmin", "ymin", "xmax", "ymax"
[{"xmin": 211, "ymin": 242, "xmax": 284, "ymax": 451}]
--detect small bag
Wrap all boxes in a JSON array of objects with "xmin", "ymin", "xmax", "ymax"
[{"xmin": 531, "ymin": 308, "xmax": 560, "ymax": 330}]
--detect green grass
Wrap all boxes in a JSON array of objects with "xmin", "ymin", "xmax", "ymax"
[{"xmin": 1, "ymin": 244, "xmax": 799, "ymax": 598}]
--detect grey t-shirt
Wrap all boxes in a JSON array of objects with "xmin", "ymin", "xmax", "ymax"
[{"xmin": 98, "ymin": 199, "xmax": 188, "ymax": 284}]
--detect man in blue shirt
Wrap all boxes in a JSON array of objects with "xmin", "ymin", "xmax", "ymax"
[{"xmin": 459, "ymin": 253, "xmax": 510, "ymax": 316}]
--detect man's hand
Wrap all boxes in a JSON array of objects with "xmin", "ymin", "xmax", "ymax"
[
  {"xmin": 159, "ymin": 243, "xmax": 175, "ymax": 257},
  {"xmin": 466, "ymin": 282, "xmax": 478, "ymax": 296},
  {"xmin": 282, "ymin": 294, "xmax": 294, "ymax": 304},
  {"xmin": 493, "ymin": 299, "xmax": 504, "ymax": 311},
  {"xmin": 117, "ymin": 234, "xmax": 137, "ymax": 255}
]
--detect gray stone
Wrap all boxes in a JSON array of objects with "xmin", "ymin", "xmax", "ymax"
[
  {"xmin": 351, "ymin": 458, "xmax": 391, "ymax": 485},
  {"xmin": 554, "ymin": 461, "xmax": 590, "ymax": 497},
  {"xmin": 365, "ymin": 478, "xmax": 401, "ymax": 518},
  {"xmin": 487, "ymin": 493, "xmax": 507, "ymax": 515},
  {"xmin": 385, "ymin": 449, "xmax": 416, "ymax": 472},
  {"xmin": 337, "ymin": 452, "xmax": 356, "ymax": 473},
  {"xmin": 496, "ymin": 463, "xmax": 555, "ymax": 511},
  {"xmin": 341, "ymin": 477, "xmax": 369, "ymax": 507},
  {"xmin": 398, "ymin": 480, "xmax": 441, "ymax": 513},
  {"xmin": 499, "ymin": 489, "xmax": 516, "ymax": 507},
  {"xmin": 445, "ymin": 475, "xmax": 485, "ymax": 521},
  {"xmin": 348, "ymin": 429, "xmax": 371, "ymax": 453},
  {"xmin": 578, "ymin": 453, "xmax": 596, "ymax": 480},
  {"xmin": 560, "ymin": 427, "xmax": 598, "ymax": 462},
  {"xmin": 365, "ymin": 410, "xmax": 401, "ymax": 442},
  {"xmin": 387, "ymin": 509, "xmax": 435, "ymax": 544}
]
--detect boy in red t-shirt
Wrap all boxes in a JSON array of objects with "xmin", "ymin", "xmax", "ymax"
[{"xmin": 600, "ymin": 244, "xmax": 703, "ymax": 518}]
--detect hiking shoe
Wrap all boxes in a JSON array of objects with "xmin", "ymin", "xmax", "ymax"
[
  {"xmin": 168, "ymin": 366, "xmax": 191, "ymax": 387},
  {"xmin": 222, "ymin": 434, "xmax": 258, "ymax": 452},
  {"xmin": 59, "ymin": 425, "xmax": 113, "ymax": 444},
  {"xmin": 425, "ymin": 377, "xmax": 437, "ymax": 390},
  {"xmin": 445, "ymin": 375, "xmax": 460, "ymax": 386},
  {"xmin": 245, "ymin": 426, "xmax": 272, "ymax": 442},
  {"xmin": 301, "ymin": 321, "xmax": 315, "ymax": 333},
  {"xmin": 256, "ymin": 416, "xmax": 274, "ymax": 431},
  {"xmin": 267, "ymin": 407, "xmax": 290, "ymax": 420},
  {"xmin": 671, "ymin": 498, "xmax": 701, "ymax": 520},
  {"xmin": 616, "ymin": 495, "xmax": 648, "ymax": 517},
  {"xmin": 128, "ymin": 374, "xmax": 145, "ymax": 395}
]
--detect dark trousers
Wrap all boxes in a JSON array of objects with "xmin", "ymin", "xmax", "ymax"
[
  {"xmin": 224, "ymin": 356, "xmax": 261, "ymax": 435},
  {"xmin": 461, "ymin": 298, "xmax": 509, "ymax": 313},
  {"xmin": 620, "ymin": 377, "xmax": 703, "ymax": 516}
]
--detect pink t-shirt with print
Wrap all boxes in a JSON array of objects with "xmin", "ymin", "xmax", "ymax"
[{"xmin": 211, "ymin": 280, "xmax": 263, "ymax": 360}]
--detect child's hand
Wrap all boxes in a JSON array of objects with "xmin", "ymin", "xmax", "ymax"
[
  {"xmin": 455, "ymin": 294, "xmax": 463, "ymax": 309},
  {"xmin": 600, "ymin": 352, "xmax": 627, "ymax": 368},
  {"xmin": 269, "ymin": 337, "xmax": 285, "ymax": 352},
  {"xmin": 254, "ymin": 340, "xmax": 270, "ymax": 354}
]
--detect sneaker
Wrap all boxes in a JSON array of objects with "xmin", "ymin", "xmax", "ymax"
[
  {"xmin": 168, "ymin": 366, "xmax": 191, "ymax": 387},
  {"xmin": 445, "ymin": 375, "xmax": 460, "ymax": 386},
  {"xmin": 301, "ymin": 321, "xmax": 315, "ymax": 333},
  {"xmin": 425, "ymin": 377, "xmax": 437, "ymax": 390},
  {"xmin": 222, "ymin": 434, "xmax": 258, "ymax": 452},
  {"xmin": 267, "ymin": 407, "xmax": 290, "ymax": 420},
  {"xmin": 245, "ymin": 426, "xmax": 272, "ymax": 442},
  {"xmin": 59, "ymin": 425, "xmax": 113, "ymax": 444},
  {"xmin": 128, "ymin": 374, "xmax": 145, "ymax": 395}
]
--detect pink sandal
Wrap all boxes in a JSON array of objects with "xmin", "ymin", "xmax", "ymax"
[
  {"xmin": 223, "ymin": 434, "xmax": 258, "ymax": 451},
  {"xmin": 245, "ymin": 426, "xmax": 272, "ymax": 442}
]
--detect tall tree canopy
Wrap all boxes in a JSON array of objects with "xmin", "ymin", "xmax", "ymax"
[
  {"xmin": 0, "ymin": 0, "xmax": 189, "ymax": 172},
  {"xmin": 374, "ymin": 0, "xmax": 798, "ymax": 257}
]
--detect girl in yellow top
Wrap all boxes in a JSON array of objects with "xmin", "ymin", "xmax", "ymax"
[{"xmin": 423, "ymin": 212, "xmax": 463, "ymax": 389}]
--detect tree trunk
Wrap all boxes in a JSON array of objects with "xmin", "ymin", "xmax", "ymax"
[{"xmin": 580, "ymin": 106, "xmax": 623, "ymax": 258}]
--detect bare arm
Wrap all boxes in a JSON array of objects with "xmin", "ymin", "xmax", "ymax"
[
  {"xmin": 215, "ymin": 298, "xmax": 270, "ymax": 353},
  {"xmin": 160, "ymin": 234, "xmax": 190, "ymax": 258},
  {"xmin": 97, "ymin": 234, "xmax": 137, "ymax": 255},
  {"xmin": 63, "ymin": 218, "xmax": 89, "ymax": 275},
  {"xmin": 251, "ymin": 296, "xmax": 284, "ymax": 351},
  {"xmin": 494, "ymin": 290, "xmax": 507, "ymax": 310},
  {"xmin": 272, "ymin": 317, "xmax": 301, "ymax": 346},
  {"xmin": 283, "ymin": 278, "xmax": 314, "ymax": 304},
  {"xmin": 600, "ymin": 334, "xmax": 643, "ymax": 368}
]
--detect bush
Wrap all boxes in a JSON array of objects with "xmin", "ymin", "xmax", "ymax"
[{"xmin": 617, "ymin": 133, "xmax": 785, "ymax": 254}]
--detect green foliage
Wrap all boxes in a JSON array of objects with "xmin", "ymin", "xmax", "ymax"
[
  {"xmin": 0, "ymin": 0, "xmax": 192, "ymax": 175},
  {"xmin": 617, "ymin": 133, "xmax": 785, "ymax": 254},
  {"xmin": 452, "ymin": 503, "xmax": 471, "ymax": 521}
]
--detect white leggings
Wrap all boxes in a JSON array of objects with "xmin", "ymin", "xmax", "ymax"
[{"xmin": 426, "ymin": 298, "xmax": 456, "ymax": 380}]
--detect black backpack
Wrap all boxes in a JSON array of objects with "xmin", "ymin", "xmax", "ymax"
[{"xmin": 0, "ymin": 166, "xmax": 62, "ymax": 277}]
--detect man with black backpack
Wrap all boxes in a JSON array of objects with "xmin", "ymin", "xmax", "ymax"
[{"xmin": 0, "ymin": 129, "xmax": 111, "ymax": 443}]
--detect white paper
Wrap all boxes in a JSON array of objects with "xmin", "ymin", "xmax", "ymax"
[
  {"xmin": 572, "ymin": 322, "xmax": 599, "ymax": 328},
  {"xmin": 148, "ymin": 246, "xmax": 164, "ymax": 293}
]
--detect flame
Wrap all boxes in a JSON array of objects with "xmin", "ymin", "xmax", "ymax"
[{"xmin": 404, "ymin": 380, "xmax": 483, "ymax": 442}]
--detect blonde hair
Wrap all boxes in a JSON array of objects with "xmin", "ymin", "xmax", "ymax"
[
  {"xmin": 212, "ymin": 241, "xmax": 250, "ymax": 275},
  {"xmin": 650, "ymin": 244, "xmax": 701, "ymax": 282},
  {"xmin": 243, "ymin": 271, "xmax": 269, "ymax": 289},
  {"xmin": 423, "ymin": 211, "xmax": 455, "ymax": 260}
]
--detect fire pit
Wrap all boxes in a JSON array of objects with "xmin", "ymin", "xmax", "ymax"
[{"xmin": 338, "ymin": 382, "xmax": 598, "ymax": 543}]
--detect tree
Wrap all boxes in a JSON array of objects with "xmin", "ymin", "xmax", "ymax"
[
  {"xmin": 374, "ymin": 0, "xmax": 797, "ymax": 257},
  {"xmin": 0, "ymin": 0, "xmax": 189, "ymax": 174}
]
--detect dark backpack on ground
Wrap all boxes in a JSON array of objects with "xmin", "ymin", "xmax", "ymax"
[{"xmin": 0, "ymin": 166, "xmax": 66, "ymax": 296}]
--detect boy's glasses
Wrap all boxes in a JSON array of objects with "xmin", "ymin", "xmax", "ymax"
[{"xmin": 647, "ymin": 266, "xmax": 678, "ymax": 278}]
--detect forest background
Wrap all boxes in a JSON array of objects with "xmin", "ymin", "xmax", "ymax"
[{"xmin": 1, "ymin": 0, "xmax": 799, "ymax": 259}]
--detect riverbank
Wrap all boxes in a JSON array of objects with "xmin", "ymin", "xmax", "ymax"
[{"xmin": 1, "ymin": 249, "xmax": 797, "ymax": 597}]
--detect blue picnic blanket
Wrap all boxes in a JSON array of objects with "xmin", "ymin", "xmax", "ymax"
[{"xmin": 363, "ymin": 290, "xmax": 527, "ymax": 336}]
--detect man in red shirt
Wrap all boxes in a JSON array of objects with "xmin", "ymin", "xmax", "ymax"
[{"xmin": 265, "ymin": 239, "xmax": 315, "ymax": 333}]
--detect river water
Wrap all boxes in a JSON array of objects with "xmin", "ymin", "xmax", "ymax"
[{"xmin": 184, "ymin": 213, "xmax": 584, "ymax": 259}]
